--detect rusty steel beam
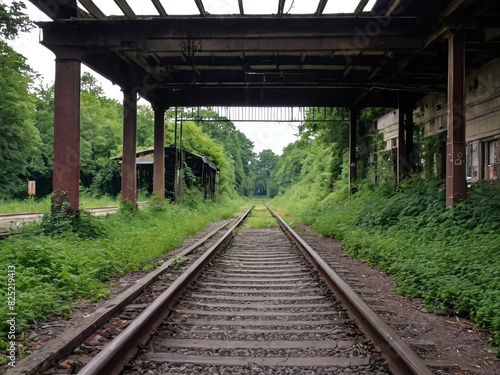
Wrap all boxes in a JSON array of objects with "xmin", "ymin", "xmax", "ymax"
[
  {"xmin": 278, "ymin": 0, "xmax": 286, "ymax": 16},
  {"xmin": 385, "ymin": 0, "xmax": 402, "ymax": 17},
  {"xmin": 153, "ymin": 107, "xmax": 166, "ymax": 200},
  {"xmin": 151, "ymin": 0, "xmax": 168, "ymax": 17},
  {"xmin": 29, "ymin": 0, "xmax": 77, "ymax": 20},
  {"xmin": 443, "ymin": 0, "xmax": 467, "ymax": 18},
  {"xmin": 316, "ymin": 0, "xmax": 329, "ymax": 17},
  {"xmin": 446, "ymin": 31, "xmax": 467, "ymax": 207},
  {"xmin": 121, "ymin": 90, "xmax": 138, "ymax": 204},
  {"xmin": 354, "ymin": 0, "xmax": 370, "ymax": 16},
  {"xmin": 114, "ymin": 0, "xmax": 136, "ymax": 18},
  {"xmin": 79, "ymin": 0, "xmax": 105, "ymax": 19},
  {"xmin": 194, "ymin": 0, "xmax": 207, "ymax": 17},
  {"xmin": 147, "ymin": 35, "xmax": 421, "ymax": 53},
  {"xmin": 53, "ymin": 59, "xmax": 80, "ymax": 211},
  {"xmin": 38, "ymin": 17, "xmax": 428, "ymax": 44}
]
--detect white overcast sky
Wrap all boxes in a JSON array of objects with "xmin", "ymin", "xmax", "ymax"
[{"xmin": 6, "ymin": 0, "xmax": 374, "ymax": 155}]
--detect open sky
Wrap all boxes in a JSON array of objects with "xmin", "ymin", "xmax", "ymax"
[{"xmin": 6, "ymin": 0, "xmax": 374, "ymax": 155}]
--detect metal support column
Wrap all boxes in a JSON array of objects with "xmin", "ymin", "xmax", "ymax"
[
  {"xmin": 153, "ymin": 107, "xmax": 166, "ymax": 201},
  {"xmin": 121, "ymin": 90, "xmax": 137, "ymax": 204},
  {"xmin": 405, "ymin": 106, "xmax": 416, "ymax": 174},
  {"xmin": 53, "ymin": 59, "xmax": 81, "ymax": 211},
  {"xmin": 349, "ymin": 108, "xmax": 358, "ymax": 194},
  {"xmin": 397, "ymin": 105, "xmax": 407, "ymax": 183},
  {"xmin": 446, "ymin": 31, "xmax": 467, "ymax": 207}
]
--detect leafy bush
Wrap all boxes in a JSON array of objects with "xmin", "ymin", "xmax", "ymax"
[
  {"xmin": 272, "ymin": 177, "xmax": 500, "ymax": 355},
  {"xmin": 40, "ymin": 192, "xmax": 108, "ymax": 239},
  {"xmin": 0, "ymin": 192, "xmax": 243, "ymax": 351}
]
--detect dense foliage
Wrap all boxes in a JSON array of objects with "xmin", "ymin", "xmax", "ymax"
[
  {"xmin": 1, "ymin": 4, "xmax": 498, "ymax": 360},
  {"xmin": 270, "ymin": 108, "xmax": 500, "ymax": 354},
  {"xmin": 0, "ymin": 195, "xmax": 244, "ymax": 357}
]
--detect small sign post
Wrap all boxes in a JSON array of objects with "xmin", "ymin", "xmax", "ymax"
[
  {"xmin": 28, "ymin": 181, "xmax": 36, "ymax": 212},
  {"xmin": 28, "ymin": 181, "xmax": 36, "ymax": 196}
]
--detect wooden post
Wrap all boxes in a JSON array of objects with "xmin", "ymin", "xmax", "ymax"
[
  {"xmin": 153, "ymin": 107, "xmax": 166, "ymax": 201},
  {"xmin": 121, "ymin": 90, "xmax": 137, "ymax": 204},
  {"xmin": 446, "ymin": 31, "xmax": 467, "ymax": 207},
  {"xmin": 53, "ymin": 59, "xmax": 81, "ymax": 211}
]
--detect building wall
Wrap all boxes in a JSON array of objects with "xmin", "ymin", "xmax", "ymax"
[{"xmin": 377, "ymin": 58, "xmax": 500, "ymax": 182}]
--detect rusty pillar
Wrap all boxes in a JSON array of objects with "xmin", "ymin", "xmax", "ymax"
[
  {"xmin": 349, "ymin": 108, "xmax": 358, "ymax": 194},
  {"xmin": 446, "ymin": 31, "xmax": 467, "ymax": 207},
  {"xmin": 153, "ymin": 107, "xmax": 166, "ymax": 201},
  {"xmin": 121, "ymin": 90, "xmax": 137, "ymax": 204},
  {"xmin": 53, "ymin": 59, "xmax": 81, "ymax": 211}
]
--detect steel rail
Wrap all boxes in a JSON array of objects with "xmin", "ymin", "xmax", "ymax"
[
  {"xmin": 76, "ymin": 206, "xmax": 254, "ymax": 375},
  {"xmin": 7, "ymin": 215, "xmax": 235, "ymax": 375},
  {"xmin": 265, "ymin": 203, "xmax": 433, "ymax": 375}
]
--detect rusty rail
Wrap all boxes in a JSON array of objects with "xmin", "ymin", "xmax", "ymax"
[
  {"xmin": 76, "ymin": 206, "xmax": 253, "ymax": 375},
  {"xmin": 8, "ymin": 210, "xmax": 238, "ymax": 375},
  {"xmin": 265, "ymin": 203, "xmax": 433, "ymax": 375}
]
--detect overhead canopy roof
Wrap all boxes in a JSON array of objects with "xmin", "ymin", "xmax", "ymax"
[{"xmin": 30, "ymin": 0, "xmax": 500, "ymax": 108}]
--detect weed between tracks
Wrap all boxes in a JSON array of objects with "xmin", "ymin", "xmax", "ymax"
[
  {"xmin": 243, "ymin": 204, "xmax": 278, "ymax": 228},
  {"xmin": 271, "ymin": 177, "xmax": 500, "ymax": 355},
  {"xmin": 0, "ymin": 193, "xmax": 245, "ymax": 358}
]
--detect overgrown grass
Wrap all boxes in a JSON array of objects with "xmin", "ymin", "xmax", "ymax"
[
  {"xmin": 271, "ymin": 176, "xmax": 500, "ymax": 355},
  {"xmin": 0, "ymin": 191, "xmax": 243, "ymax": 355},
  {"xmin": 243, "ymin": 204, "xmax": 278, "ymax": 228},
  {"xmin": 0, "ymin": 193, "xmax": 150, "ymax": 214}
]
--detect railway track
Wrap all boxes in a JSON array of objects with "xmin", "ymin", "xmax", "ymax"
[{"xmin": 8, "ymin": 205, "xmax": 433, "ymax": 375}]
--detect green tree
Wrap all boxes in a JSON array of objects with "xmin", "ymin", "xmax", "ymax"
[
  {"xmin": 0, "ymin": 1, "xmax": 31, "ymax": 41},
  {"xmin": 183, "ymin": 108, "xmax": 255, "ymax": 195},
  {"xmin": 26, "ymin": 84, "xmax": 55, "ymax": 197},
  {"xmin": 79, "ymin": 73, "xmax": 123, "ymax": 191},
  {"xmin": 0, "ymin": 42, "xmax": 38, "ymax": 198},
  {"xmin": 255, "ymin": 150, "xmax": 278, "ymax": 179},
  {"xmin": 137, "ymin": 105, "xmax": 154, "ymax": 148}
]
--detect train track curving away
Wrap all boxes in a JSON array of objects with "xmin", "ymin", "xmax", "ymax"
[{"xmin": 8, "ymin": 205, "xmax": 433, "ymax": 375}]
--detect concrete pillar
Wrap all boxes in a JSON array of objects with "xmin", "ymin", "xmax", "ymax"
[
  {"xmin": 153, "ymin": 107, "xmax": 166, "ymax": 200},
  {"xmin": 349, "ymin": 109, "xmax": 358, "ymax": 193},
  {"xmin": 53, "ymin": 59, "xmax": 81, "ymax": 211},
  {"xmin": 446, "ymin": 31, "xmax": 467, "ymax": 207},
  {"xmin": 121, "ymin": 90, "xmax": 137, "ymax": 203}
]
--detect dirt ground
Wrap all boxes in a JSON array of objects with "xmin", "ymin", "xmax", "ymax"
[{"xmin": 295, "ymin": 224, "xmax": 499, "ymax": 375}]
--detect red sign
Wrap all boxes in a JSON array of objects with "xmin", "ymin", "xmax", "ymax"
[{"xmin": 28, "ymin": 181, "xmax": 36, "ymax": 196}]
